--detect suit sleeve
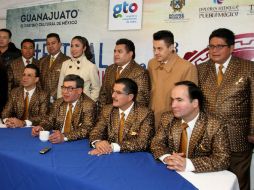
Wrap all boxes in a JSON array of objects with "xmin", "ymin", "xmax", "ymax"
[
  {"xmin": 1, "ymin": 91, "xmax": 15, "ymax": 119},
  {"xmin": 120, "ymin": 110, "xmax": 154, "ymax": 152},
  {"xmin": 249, "ymin": 64, "xmax": 254, "ymax": 135}
]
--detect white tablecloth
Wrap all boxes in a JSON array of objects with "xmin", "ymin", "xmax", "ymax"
[{"xmin": 178, "ymin": 170, "xmax": 239, "ymax": 190}]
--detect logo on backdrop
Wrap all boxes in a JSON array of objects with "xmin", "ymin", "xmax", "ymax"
[
  {"xmin": 108, "ymin": 0, "xmax": 143, "ymax": 30},
  {"xmin": 199, "ymin": 4, "xmax": 239, "ymax": 18},
  {"xmin": 247, "ymin": 4, "xmax": 254, "ymax": 15},
  {"xmin": 168, "ymin": 0, "xmax": 189, "ymax": 21},
  {"xmin": 20, "ymin": 9, "xmax": 79, "ymax": 28},
  {"xmin": 183, "ymin": 33, "xmax": 254, "ymax": 65},
  {"xmin": 212, "ymin": 0, "xmax": 224, "ymax": 4}
]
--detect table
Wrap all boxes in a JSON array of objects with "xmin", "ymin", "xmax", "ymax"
[{"xmin": 0, "ymin": 128, "xmax": 196, "ymax": 190}]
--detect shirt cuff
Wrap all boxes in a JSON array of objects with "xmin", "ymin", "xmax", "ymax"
[
  {"xmin": 64, "ymin": 137, "xmax": 68, "ymax": 142},
  {"xmin": 25, "ymin": 120, "xmax": 32, "ymax": 127},
  {"xmin": 185, "ymin": 158, "xmax": 195, "ymax": 172},
  {"xmin": 111, "ymin": 143, "xmax": 120, "ymax": 152},
  {"xmin": 3, "ymin": 118, "xmax": 7, "ymax": 123},
  {"xmin": 159, "ymin": 154, "xmax": 171, "ymax": 164},
  {"xmin": 91, "ymin": 140, "xmax": 101, "ymax": 148}
]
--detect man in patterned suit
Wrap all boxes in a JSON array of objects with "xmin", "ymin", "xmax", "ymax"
[
  {"xmin": 8, "ymin": 39, "xmax": 38, "ymax": 94},
  {"xmin": 38, "ymin": 33, "xmax": 69, "ymax": 103},
  {"xmin": 32, "ymin": 74, "xmax": 96, "ymax": 143},
  {"xmin": 89, "ymin": 78, "xmax": 154, "ymax": 155},
  {"xmin": 197, "ymin": 28, "xmax": 254, "ymax": 190},
  {"xmin": 151, "ymin": 81, "xmax": 230, "ymax": 173},
  {"xmin": 99, "ymin": 38, "xmax": 150, "ymax": 107},
  {"xmin": 148, "ymin": 30, "xmax": 198, "ymax": 128},
  {"xmin": 2, "ymin": 64, "xmax": 49, "ymax": 127}
]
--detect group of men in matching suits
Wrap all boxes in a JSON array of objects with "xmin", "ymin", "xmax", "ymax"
[{"xmin": 0, "ymin": 27, "xmax": 253, "ymax": 190}]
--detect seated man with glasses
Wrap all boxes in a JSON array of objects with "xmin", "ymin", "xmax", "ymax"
[
  {"xmin": 32, "ymin": 74, "xmax": 97, "ymax": 143},
  {"xmin": 2, "ymin": 64, "xmax": 49, "ymax": 127},
  {"xmin": 89, "ymin": 78, "xmax": 154, "ymax": 155}
]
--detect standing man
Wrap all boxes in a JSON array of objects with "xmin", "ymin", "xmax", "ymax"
[
  {"xmin": 99, "ymin": 38, "xmax": 150, "ymax": 107},
  {"xmin": 2, "ymin": 64, "xmax": 49, "ymax": 127},
  {"xmin": 148, "ymin": 30, "xmax": 198, "ymax": 128},
  {"xmin": 89, "ymin": 78, "xmax": 154, "ymax": 155},
  {"xmin": 32, "ymin": 74, "xmax": 96, "ymax": 143},
  {"xmin": 151, "ymin": 81, "xmax": 230, "ymax": 173},
  {"xmin": 197, "ymin": 28, "xmax": 254, "ymax": 190},
  {"xmin": 0, "ymin": 28, "xmax": 21, "ymax": 114},
  {"xmin": 38, "ymin": 33, "xmax": 70, "ymax": 103},
  {"xmin": 8, "ymin": 39, "xmax": 38, "ymax": 94}
]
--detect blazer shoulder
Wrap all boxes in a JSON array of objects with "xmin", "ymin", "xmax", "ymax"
[
  {"xmin": 80, "ymin": 94, "xmax": 96, "ymax": 106},
  {"xmin": 10, "ymin": 86, "xmax": 23, "ymax": 96},
  {"xmin": 160, "ymin": 111, "xmax": 175, "ymax": 125}
]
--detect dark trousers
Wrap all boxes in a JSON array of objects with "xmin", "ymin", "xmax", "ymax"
[{"xmin": 229, "ymin": 150, "xmax": 253, "ymax": 190}]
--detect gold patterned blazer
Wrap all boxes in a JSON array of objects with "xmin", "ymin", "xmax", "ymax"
[
  {"xmin": 197, "ymin": 56, "xmax": 254, "ymax": 152},
  {"xmin": 89, "ymin": 103, "xmax": 154, "ymax": 152},
  {"xmin": 40, "ymin": 93, "xmax": 96, "ymax": 141},
  {"xmin": 8, "ymin": 57, "xmax": 39, "ymax": 95},
  {"xmin": 99, "ymin": 60, "xmax": 151, "ymax": 107},
  {"xmin": 151, "ymin": 112, "xmax": 230, "ymax": 173},
  {"xmin": 38, "ymin": 52, "xmax": 70, "ymax": 100},
  {"xmin": 2, "ymin": 86, "xmax": 49, "ymax": 125}
]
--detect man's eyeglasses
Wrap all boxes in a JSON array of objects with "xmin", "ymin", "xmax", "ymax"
[
  {"xmin": 207, "ymin": 44, "xmax": 229, "ymax": 50},
  {"xmin": 61, "ymin": 86, "xmax": 78, "ymax": 92},
  {"xmin": 111, "ymin": 90, "xmax": 129, "ymax": 95}
]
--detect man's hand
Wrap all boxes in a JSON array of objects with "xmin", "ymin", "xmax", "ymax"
[
  {"xmin": 248, "ymin": 135, "xmax": 254, "ymax": 144},
  {"xmin": 165, "ymin": 152, "xmax": 186, "ymax": 171},
  {"xmin": 31, "ymin": 126, "xmax": 44, "ymax": 136},
  {"xmin": 48, "ymin": 130, "xmax": 64, "ymax": 144},
  {"xmin": 5, "ymin": 118, "xmax": 24, "ymax": 128},
  {"xmin": 88, "ymin": 140, "xmax": 113, "ymax": 156}
]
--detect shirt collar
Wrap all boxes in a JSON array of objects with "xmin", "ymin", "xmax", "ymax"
[
  {"xmin": 24, "ymin": 87, "xmax": 36, "ymax": 96},
  {"xmin": 22, "ymin": 56, "xmax": 33, "ymax": 65},
  {"xmin": 51, "ymin": 52, "xmax": 60, "ymax": 60},
  {"xmin": 119, "ymin": 102, "xmax": 134, "ymax": 119},
  {"xmin": 215, "ymin": 55, "xmax": 232, "ymax": 71},
  {"xmin": 182, "ymin": 113, "xmax": 199, "ymax": 131}
]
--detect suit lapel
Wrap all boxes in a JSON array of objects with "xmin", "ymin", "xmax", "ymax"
[
  {"xmin": 59, "ymin": 102, "xmax": 68, "ymax": 131},
  {"xmin": 122, "ymin": 106, "xmax": 135, "ymax": 140},
  {"xmin": 110, "ymin": 108, "xmax": 120, "ymax": 142},
  {"xmin": 72, "ymin": 99, "xmax": 81, "ymax": 129},
  {"xmin": 18, "ymin": 88, "xmax": 25, "ymax": 118},
  {"xmin": 120, "ymin": 61, "xmax": 134, "ymax": 78},
  {"xmin": 172, "ymin": 120, "xmax": 182, "ymax": 152},
  {"xmin": 206, "ymin": 61, "xmax": 220, "ymax": 90},
  {"xmin": 29, "ymin": 88, "xmax": 38, "ymax": 111}
]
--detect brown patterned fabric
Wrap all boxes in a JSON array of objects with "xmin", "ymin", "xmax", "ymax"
[
  {"xmin": 151, "ymin": 112, "xmax": 230, "ymax": 173},
  {"xmin": 38, "ymin": 52, "xmax": 70, "ymax": 100},
  {"xmin": 99, "ymin": 60, "xmax": 151, "ymax": 107},
  {"xmin": 197, "ymin": 56, "xmax": 254, "ymax": 152},
  {"xmin": 89, "ymin": 103, "xmax": 154, "ymax": 152},
  {"xmin": 40, "ymin": 93, "xmax": 96, "ymax": 141},
  {"xmin": 2, "ymin": 87, "xmax": 49, "ymax": 125},
  {"xmin": 8, "ymin": 57, "xmax": 39, "ymax": 95}
]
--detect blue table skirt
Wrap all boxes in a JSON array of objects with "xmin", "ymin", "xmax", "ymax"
[{"xmin": 0, "ymin": 128, "xmax": 197, "ymax": 190}]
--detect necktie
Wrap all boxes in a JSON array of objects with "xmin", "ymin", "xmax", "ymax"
[
  {"xmin": 217, "ymin": 64, "xmax": 224, "ymax": 86},
  {"xmin": 22, "ymin": 92, "xmax": 29, "ymax": 120},
  {"xmin": 64, "ymin": 104, "xmax": 73, "ymax": 133},
  {"xmin": 26, "ymin": 59, "xmax": 30, "ymax": 65},
  {"xmin": 179, "ymin": 122, "xmax": 189, "ymax": 157},
  {"xmin": 115, "ymin": 66, "xmax": 123, "ymax": 80},
  {"xmin": 118, "ymin": 112, "xmax": 125, "ymax": 144},
  {"xmin": 49, "ymin": 56, "xmax": 55, "ymax": 68}
]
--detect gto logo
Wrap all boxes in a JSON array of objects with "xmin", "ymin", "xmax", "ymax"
[{"xmin": 113, "ymin": 1, "xmax": 138, "ymax": 18}]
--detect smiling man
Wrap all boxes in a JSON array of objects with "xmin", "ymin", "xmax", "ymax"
[
  {"xmin": 32, "ymin": 74, "xmax": 96, "ymax": 143},
  {"xmin": 148, "ymin": 30, "xmax": 198, "ymax": 128},
  {"xmin": 2, "ymin": 64, "xmax": 49, "ymax": 127},
  {"xmin": 89, "ymin": 78, "xmax": 154, "ymax": 155},
  {"xmin": 151, "ymin": 81, "xmax": 230, "ymax": 173},
  {"xmin": 197, "ymin": 28, "xmax": 254, "ymax": 190}
]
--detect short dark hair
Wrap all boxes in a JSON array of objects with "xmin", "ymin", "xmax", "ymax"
[
  {"xmin": 21, "ymin": 39, "xmax": 35, "ymax": 49},
  {"xmin": 46, "ymin": 33, "xmax": 61, "ymax": 42},
  {"xmin": 72, "ymin": 36, "xmax": 93, "ymax": 61},
  {"xmin": 25, "ymin": 64, "xmax": 40, "ymax": 77},
  {"xmin": 115, "ymin": 78, "xmax": 138, "ymax": 101},
  {"xmin": 175, "ymin": 81, "xmax": 204, "ymax": 111},
  {"xmin": 63, "ymin": 74, "xmax": 84, "ymax": 89},
  {"xmin": 153, "ymin": 30, "xmax": 174, "ymax": 46},
  {"xmin": 209, "ymin": 28, "xmax": 235, "ymax": 46},
  {"xmin": 0, "ymin": 28, "xmax": 12, "ymax": 38},
  {"xmin": 116, "ymin": 38, "xmax": 135, "ymax": 59}
]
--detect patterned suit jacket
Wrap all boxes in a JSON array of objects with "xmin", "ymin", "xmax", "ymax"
[
  {"xmin": 8, "ymin": 57, "xmax": 39, "ymax": 95},
  {"xmin": 40, "ymin": 94, "xmax": 96, "ymax": 141},
  {"xmin": 38, "ymin": 52, "xmax": 70, "ymax": 100},
  {"xmin": 197, "ymin": 56, "xmax": 254, "ymax": 152},
  {"xmin": 89, "ymin": 103, "xmax": 155, "ymax": 152},
  {"xmin": 99, "ymin": 60, "xmax": 151, "ymax": 107},
  {"xmin": 2, "ymin": 87, "xmax": 49, "ymax": 125},
  {"xmin": 151, "ymin": 112, "xmax": 230, "ymax": 173}
]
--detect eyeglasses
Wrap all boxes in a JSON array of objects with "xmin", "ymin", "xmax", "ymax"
[
  {"xmin": 207, "ymin": 44, "xmax": 229, "ymax": 50},
  {"xmin": 61, "ymin": 86, "xmax": 78, "ymax": 92},
  {"xmin": 111, "ymin": 90, "xmax": 129, "ymax": 95}
]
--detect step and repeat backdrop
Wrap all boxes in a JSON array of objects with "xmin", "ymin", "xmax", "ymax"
[{"xmin": 6, "ymin": 0, "xmax": 254, "ymax": 81}]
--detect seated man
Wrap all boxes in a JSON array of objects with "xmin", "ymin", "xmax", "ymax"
[
  {"xmin": 32, "ymin": 74, "xmax": 96, "ymax": 143},
  {"xmin": 89, "ymin": 78, "xmax": 154, "ymax": 155},
  {"xmin": 2, "ymin": 64, "xmax": 49, "ymax": 127},
  {"xmin": 151, "ymin": 81, "xmax": 230, "ymax": 173}
]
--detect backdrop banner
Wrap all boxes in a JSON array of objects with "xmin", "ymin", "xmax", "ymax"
[{"xmin": 6, "ymin": 0, "xmax": 254, "ymax": 82}]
